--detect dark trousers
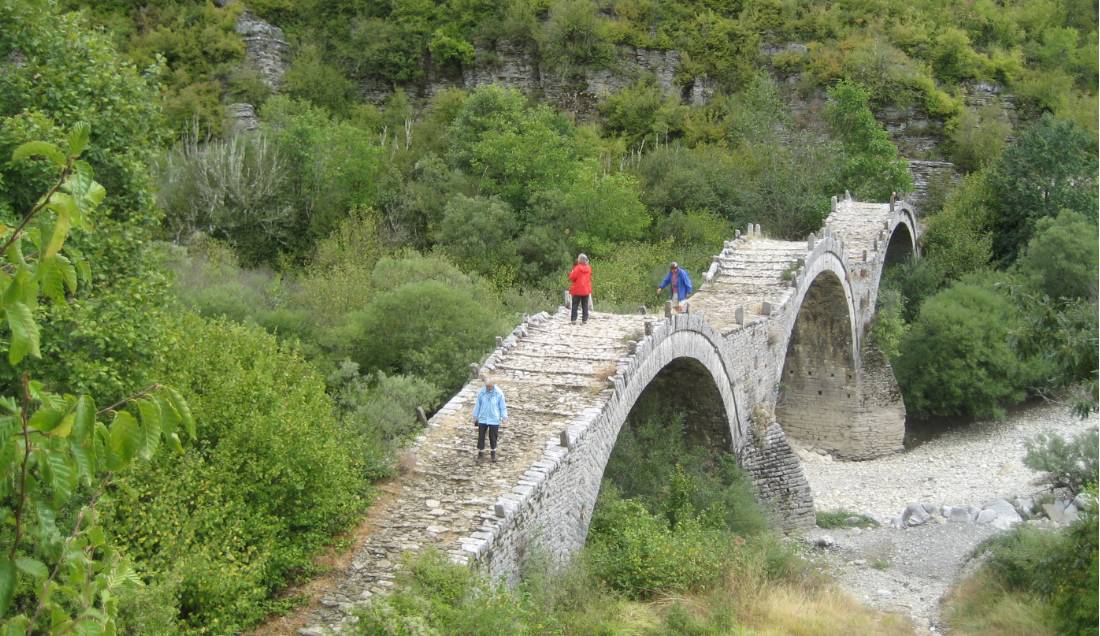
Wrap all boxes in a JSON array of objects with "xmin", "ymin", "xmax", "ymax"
[
  {"xmin": 571, "ymin": 295, "xmax": 590, "ymax": 322},
  {"xmin": 477, "ymin": 423, "xmax": 499, "ymax": 451}
]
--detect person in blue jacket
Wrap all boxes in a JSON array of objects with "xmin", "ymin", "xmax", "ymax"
[
  {"xmin": 656, "ymin": 261, "xmax": 692, "ymax": 313},
  {"xmin": 472, "ymin": 375, "xmax": 508, "ymax": 463}
]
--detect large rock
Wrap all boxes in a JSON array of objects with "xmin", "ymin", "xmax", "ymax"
[
  {"xmin": 902, "ymin": 502, "xmax": 931, "ymax": 527},
  {"xmin": 226, "ymin": 102, "xmax": 258, "ymax": 134},
  {"xmin": 1043, "ymin": 500, "xmax": 1069, "ymax": 524},
  {"xmin": 235, "ymin": 12, "xmax": 289, "ymax": 90},
  {"xmin": 977, "ymin": 499, "xmax": 1022, "ymax": 530},
  {"xmin": 944, "ymin": 505, "xmax": 977, "ymax": 523}
]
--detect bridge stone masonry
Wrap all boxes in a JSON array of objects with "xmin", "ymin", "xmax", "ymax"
[{"xmin": 301, "ymin": 195, "xmax": 920, "ymax": 634}]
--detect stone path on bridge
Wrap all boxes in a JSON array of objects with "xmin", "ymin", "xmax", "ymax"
[
  {"xmin": 692, "ymin": 237, "xmax": 806, "ymax": 334},
  {"xmin": 303, "ymin": 311, "xmax": 645, "ymax": 633}
]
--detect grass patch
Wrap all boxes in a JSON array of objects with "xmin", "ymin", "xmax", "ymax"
[
  {"xmin": 816, "ymin": 509, "xmax": 880, "ymax": 529},
  {"xmin": 943, "ymin": 569, "xmax": 1056, "ymax": 636},
  {"xmin": 871, "ymin": 558, "xmax": 891, "ymax": 571}
]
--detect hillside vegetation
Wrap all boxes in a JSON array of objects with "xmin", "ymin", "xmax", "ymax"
[{"xmin": 0, "ymin": 0, "xmax": 1096, "ymax": 633}]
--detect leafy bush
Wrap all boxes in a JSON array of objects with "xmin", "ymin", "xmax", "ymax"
[
  {"xmin": 880, "ymin": 257, "xmax": 947, "ymax": 322},
  {"xmin": 599, "ymin": 80, "xmax": 685, "ymax": 145},
  {"xmin": 1016, "ymin": 209, "xmax": 1099, "ymax": 301},
  {"xmin": 435, "ymin": 194, "xmax": 520, "ymax": 276},
  {"xmin": 967, "ymin": 504, "xmax": 1099, "ymax": 636},
  {"xmin": 1024, "ymin": 429, "xmax": 1099, "ymax": 492},
  {"xmin": 986, "ymin": 113, "xmax": 1098, "ymax": 262},
  {"xmin": 824, "ymin": 80, "xmax": 912, "ymax": 201},
  {"xmin": 539, "ymin": 0, "xmax": 616, "ymax": 73},
  {"xmin": 0, "ymin": 124, "xmax": 199, "ymax": 634},
  {"xmin": 108, "ymin": 313, "xmax": 368, "ymax": 633},
  {"xmin": 354, "ymin": 550, "xmax": 533, "ymax": 636},
  {"xmin": 868, "ymin": 288, "xmax": 908, "ymax": 360},
  {"xmin": 604, "ymin": 412, "xmax": 769, "ymax": 537},
  {"xmin": 353, "ymin": 278, "xmax": 506, "ymax": 392},
  {"xmin": 157, "ymin": 130, "xmax": 293, "ymax": 262},
  {"xmin": 922, "ymin": 173, "xmax": 995, "ymax": 281},
  {"xmin": 1, "ymin": 0, "xmax": 166, "ymax": 219},
  {"xmin": 586, "ymin": 492, "xmax": 731, "ymax": 598},
  {"xmin": 816, "ymin": 510, "xmax": 879, "ymax": 529},
  {"xmin": 283, "ymin": 44, "xmax": 359, "ymax": 117},
  {"xmin": 895, "ymin": 274, "xmax": 1031, "ymax": 419},
  {"xmin": 947, "ymin": 104, "xmax": 1013, "ymax": 172},
  {"xmin": 330, "ymin": 362, "xmax": 441, "ymax": 469}
]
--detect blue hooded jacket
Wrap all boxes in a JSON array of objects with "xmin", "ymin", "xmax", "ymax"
[
  {"xmin": 473, "ymin": 385, "xmax": 508, "ymax": 426},
  {"xmin": 658, "ymin": 268, "xmax": 693, "ymax": 301}
]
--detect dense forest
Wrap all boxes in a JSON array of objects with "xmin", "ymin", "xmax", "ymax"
[{"xmin": 0, "ymin": 0, "xmax": 1096, "ymax": 633}]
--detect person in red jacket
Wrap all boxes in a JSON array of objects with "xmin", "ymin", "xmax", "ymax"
[{"xmin": 568, "ymin": 253, "xmax": 592, "ymax": 325}]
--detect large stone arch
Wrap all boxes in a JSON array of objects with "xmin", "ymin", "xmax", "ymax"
[
  {"xmin": 549, "ymin": 321, "xmax": 743, "ymax": 563},
  {"xmin": 472, "ymin": 316, "xmax": 811, "ymax": 582}
]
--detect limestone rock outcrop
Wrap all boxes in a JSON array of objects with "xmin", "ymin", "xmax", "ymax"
[{"xmin": 235, "ymin": 11, "xmax": 289, "ymax": 90}]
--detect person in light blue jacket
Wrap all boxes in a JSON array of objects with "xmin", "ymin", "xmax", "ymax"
[{"xmin": 472, "ymin": 375, "xmax": 508, "ymax": 463}]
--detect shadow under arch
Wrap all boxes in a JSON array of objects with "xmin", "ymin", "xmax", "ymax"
[
  {"xmin": 775, "ymin": 269, "xmax": 860, "ymax": 454},
  {"xmin": 883, "ymin": 220, "xmax": 916, "ymax": 270},
  {"xmin": 589, "ymin": 356, "xmax": 736, "ymax": 516}
]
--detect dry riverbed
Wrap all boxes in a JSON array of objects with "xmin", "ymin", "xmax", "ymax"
[{"xmin": 797, "ymin": 401, "xmax": 1098, "ymax": 632}]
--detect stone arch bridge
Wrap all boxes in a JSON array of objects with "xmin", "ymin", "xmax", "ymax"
[{"xmin": 303, "ymin": 196, "xmax": 919, "ymax": 633}]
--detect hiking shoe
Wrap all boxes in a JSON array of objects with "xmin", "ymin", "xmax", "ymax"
[
  {"xmin": 490, "ymin": 451, "xmax": 498, "ymax": 463},
  {"xmin": 476, "ymin": 451, "xmax": 485, "ymax": 464}
]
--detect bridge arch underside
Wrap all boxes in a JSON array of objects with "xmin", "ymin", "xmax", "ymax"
[
  {"xmin": 620, "ymin": 357, "xmax": 734, "ymax": 451},
  {"xmin": 883, "ymin": 221, "xmax": 916, "ymax": 270},
  {"xmin": 776, "ymin": 270, "xmax": 905, "ymax": 459}
]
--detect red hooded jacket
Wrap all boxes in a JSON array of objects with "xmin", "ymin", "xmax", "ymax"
[{"xmin": 568, "ymin": 263, "xmax": 592, "ymax": 296}]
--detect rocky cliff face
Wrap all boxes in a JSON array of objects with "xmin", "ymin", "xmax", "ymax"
[
  {"xmin": 361, "ymin": 43, "xmax": 713, "ymax": 115},
  {"xmin": 235, "ymin": 12, "xmax": 289, "ymax": 90}
]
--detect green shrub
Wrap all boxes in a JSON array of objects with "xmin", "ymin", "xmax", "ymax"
[
  {"xmin": 922, "ymin": 173, "xmax": 995, "ymax": 281},
  {"xmin": 586, "ymin": 493, "xmax": 731, "ymax": 598},
  {"xmin": 435, "ymin": 194, "xmax": 521, "ymax": 276},
  {"xmin": 599, "ymin": 80, "xmax": 685, "ymax": 145},
  {"xmin": 0, "ymin": 1, "xmax": 166, "ymax": 218},
  {"xmin": 973, "ymin": 503, "xmax": 1100, "ymax": 636},
  {"xmin": 987, "ymin": 113, "xmax": 1098, "ymax": 262},
  {"xmin": 539, "ymin": 0, "xmax": 616, "ymax": 73},
  {"xmin": 225, "ymin": 66, "xmax": 272, "ymax": 109},
  {"xmin": 824, "ymin": 80, "xmax": 912, "ymax": 202},
  {"xmin": 880, "ymin": 257, "xmax": 947, "ymax": 322},
  {"xmin": 870, "ymin": 288, "xmax": 908, "ymax": 361},
  {"xmin": 354, "ymin": 550, "xmax": 533, "ymax": 636},
  {"xmin": 1024, "ymin": 429, "xmax": 1099, "ymax": 492},
  {"xmin": 353, "ymin": 279, "xmax": 506, "ymax": 392},
  {"xmin": 108, "ymin": 313, "xmax": 369, "ymax": 633},
  {"xmin": 283, "ymin": 44, "xmax": 358, "ymax": 116},
  {"xmin": 895, "ymin": 274, "xmax": 1031, "ymax": 419},
  {"xmin": 1016, "ymin": 210, "xmax": 1099, "ymax": 301},
  {"xmin": 816, "ymin": 510, "xmax": 880, "ymax": 529},
  {"xmin": 331, "ymin": 362, "xmax": 441, "ymax": 470},
  {"xmin": 156, "ymin": 130, "xmax": 294, "ymax": 264},
  {"xmin": 1049, "ymin": 502, "xmax": 1099, "ymax": 636},
  {"xmin": 604, "ymin": 412, "xmax": 769, "ymax": 537},
  {"xmin": 947, "ymin": 104, "xmax": 1013, "ymax": 172}
]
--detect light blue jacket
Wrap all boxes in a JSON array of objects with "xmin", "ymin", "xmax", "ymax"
[
  {"xmin": 473, "ymin": 386, "xmax": 508, "ymax": 426},
  {"xmin": 658, "ymin": 268, "xmax": 693, "ymax": 301}
]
